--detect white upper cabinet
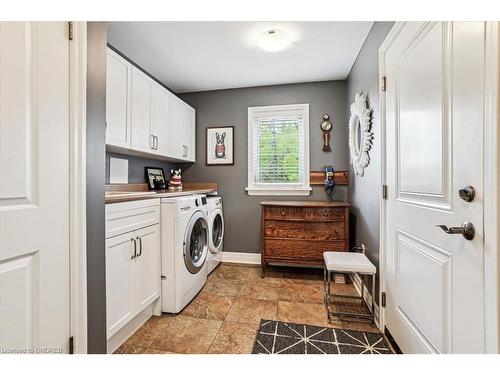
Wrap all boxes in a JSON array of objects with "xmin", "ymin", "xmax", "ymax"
[
  {"xmin": 106, "ymin": 49, "xmax": 131, "ymax": 148},
  {"xmin": 130, "ymin": 67, "xmax": 153, "ymax": 153},
  {"xmin": 185, "ymin": 104, "xmax": 196, "ymax": 162},
  {"xmin": 168, "ymin": 95, "xmax": 196, "ymax": 162},
  {"xmin": 105, "ymin": 48, "xmax": 196, "ymax": 162},
  {"xmin": 151, "ymin": 83, "xmax": 171, "ymax": 156}
]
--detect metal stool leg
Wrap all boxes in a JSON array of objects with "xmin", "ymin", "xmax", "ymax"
[
  {"xmin": 371, "ymin": 273, "xmax": 376, "ymax": 322},
  {"xmin": 360, "ymin": 273, "xmax": 364, "ymax": 302},
  {"xmin": 323, "ymin": 266, "xmax": 327, "ymax": 304}
]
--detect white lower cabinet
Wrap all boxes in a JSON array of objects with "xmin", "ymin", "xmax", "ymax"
[
  {"xmin": 105, "ymin": 200, "xmax": 161, "ymax": 344},
  {"xmin": 106, "ymin": 233, "xmax": 136, "ymax": 339},
  {"xmin": 134, "ymin": 225, "xmax": 161, "ymax": 311}
]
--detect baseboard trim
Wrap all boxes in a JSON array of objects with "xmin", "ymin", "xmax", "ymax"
[
  {"xmin": 221, "ymin": 251, "xmax": 260, "ymax": 265},
  {"xmin": 351, "ymin": 273, "xmax": 381, "ymax": 329}
]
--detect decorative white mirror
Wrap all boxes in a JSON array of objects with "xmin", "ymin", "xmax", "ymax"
[{"xmin": 348, "ymin": 93, "xmax": 373, "ymax": 177}]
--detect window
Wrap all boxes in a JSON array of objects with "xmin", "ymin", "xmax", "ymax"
[{"xmin": 246, "ymin": 104, "xmax": 310, "ymax": 196}]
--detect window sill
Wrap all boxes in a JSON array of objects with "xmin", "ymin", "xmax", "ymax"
[{"xmin": 245, "ymin": 187, "xmax": 312, "ymax": 196}]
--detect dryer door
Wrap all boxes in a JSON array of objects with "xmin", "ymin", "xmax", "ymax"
[
  {"xmin": 209, "ymin": 210, "xmax": 224, "ymax": 254},
  {"xmin": 184, "ymin": 210, "xmax": 209, "ymax": 274}
]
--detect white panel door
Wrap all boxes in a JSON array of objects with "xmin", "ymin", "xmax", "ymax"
[
  {"xmin": 105, "ymin": 233, "xmax": 136, "ymax": 339},
  {"xmin": 134, "ymin": 225, "xmax": 160, "ymax": 311},
  {"xmin": 106, "ymin": 49, "xmax": 131, "ymax": 148},
  {"xmin": 130, "ymin": 67, "xmax": 153, "ymax": 153},
  {"xmin": 151, "ymin": 83, "xmax": 171, "ymax": 156},
  {"xmin": 0, "ymin": 22, "xmax": 70, "ymax": 352},
  {"xmin": 384, "ymin": 22, "xmax": 485, "ymax": 353}
]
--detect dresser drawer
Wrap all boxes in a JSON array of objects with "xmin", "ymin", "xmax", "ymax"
[
  {"xmin": 264, "ymin": 239, "xmax": 345, "ymax": 260},
  {"xmin": 264, "ymin": 221, "xmax": 307, "ymax": 239},
  {"xmin": 265, "ymin": 206, "xmax": 304, "ymax": 220},
  {"xmin": 304, "ymin": 207, "xmax": 344, "ymax": 221},
  {"xmin": 307, "ymin": 222, "xmax": 345, "ymax": 240},
  {"xmin": 264, "ymin": 221, "xmax": 345, "ymax": 240}
]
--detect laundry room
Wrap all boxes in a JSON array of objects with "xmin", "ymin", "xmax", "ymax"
[
  {"xmin": 93, "ymin": 20, "xmax": 394, "ymax": 355},
  {"xmin": 3, "ymin": 6, "xmax": 499, "ymax": 365}
]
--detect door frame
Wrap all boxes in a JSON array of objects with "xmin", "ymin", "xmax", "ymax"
[
  {"xmin": 69, "ymin": 21, "xmax": 88, "ymax": 354},
  {"xmin": 378, "ymin": 21, "xmax": 500, "ymax": 353}
]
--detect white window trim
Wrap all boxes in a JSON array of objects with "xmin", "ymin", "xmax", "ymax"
[{"xmin": 246, "ymin": 103, "xmax": 311, "ymax": 196}]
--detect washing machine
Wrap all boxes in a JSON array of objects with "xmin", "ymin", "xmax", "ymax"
[
  {"xmin": 206, "ymin": 196, "xmax": 224, "ymax": 274},
  {"xmin": 160, "ymin": 194, "xmax": 209, "ymax": 313}
]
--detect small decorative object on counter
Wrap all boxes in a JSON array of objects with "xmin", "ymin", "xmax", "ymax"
[
  {"xmin": 168, "ymin": 169, "xmax": 183, "ymax": 191},
  {"xmin": 324, "ymin": 166, "xmax": 336, "ymax": 196},
  {"xmin": 320, "ymin": 114, "xmax": 333, "ymax": 152},
  {"xmin": 145, "ymin": 167, "xmax": 166, "ymax": 190}
]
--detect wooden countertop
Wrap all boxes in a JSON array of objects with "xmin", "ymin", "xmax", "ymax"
[
  {"xmin": 105, "ymin": 182, "xmax": 218, "ymax": 204},
  {"xmin": 259, "ymin": 200, "xmax": 350, "ymax": 207}
]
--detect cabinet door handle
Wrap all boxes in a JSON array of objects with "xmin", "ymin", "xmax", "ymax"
[
  {"xmin": 185, "ymin": 145, "xmax": 188, "ymax": 157},
  {"xmin": 155, "ymin": 136, "xmax": 159, "ymax": 150},
  {"xmin": 136, "ymin": 236, "xmax": 143, "ymax": 257},
  {"xmin": 150, "ymin": 134, "xmax": 155, "ymax": 149},
  {"xmin": 131, "ymin": 238, "xmax": 137, "ymax": 259}
]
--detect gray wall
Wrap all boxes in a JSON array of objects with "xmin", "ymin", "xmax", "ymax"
[
  {"xmin": 180, "ymin": 81, "xmax": 348, "ymax": 254},
  {"xmin": 346, "ymin": 22, "xmax": 394, "ymax": 301},
  {"xmin": 86, "ymin": 22, "xmax": 108, "ymax": 353},
  {"xmin": 105, "ymin": 152, "xmax": 176, "ymax": 184}
]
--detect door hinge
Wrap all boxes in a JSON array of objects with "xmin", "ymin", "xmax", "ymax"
[
  {"xmin": 68, "ymin": 21, "xmax": 74, "ymax": 41},
  {"xmin": 381, "ymin": 76, "xmax": 386, "ymax": 92},
  {"xmin": 69, "ymin": 336, "xmax": 74, "ymax": 354},
  {"xmin": 382, "ymin": 184, "xmax": 388, "ymax": 200},
  {"xmin": 381, "ymin": 292, "xmax": 387, "ymax": 308}
]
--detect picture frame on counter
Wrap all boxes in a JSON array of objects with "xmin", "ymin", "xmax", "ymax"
[
  {"xmin": 145, "ymin": 166, "xmax": 167, "ymax": 190},
  {"xmin": 206, "ymin": 126, "xmax": 234, "ymax": 165}
]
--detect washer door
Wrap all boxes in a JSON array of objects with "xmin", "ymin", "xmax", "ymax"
[
  {"xmin": 209, "ymin": 210, "xmax": 224, "ymax": 254},
  {"xmin": 184, "ymin": 210, "xmax": 208, "ymax": 274}
]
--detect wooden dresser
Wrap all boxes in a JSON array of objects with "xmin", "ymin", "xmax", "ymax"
[{"xmin": 260, "ymin": 201, "xmax": 350, "ymax": 274}]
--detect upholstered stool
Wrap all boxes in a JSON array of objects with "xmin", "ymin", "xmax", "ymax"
[{"xmin": 323, "ymin": 249, "xmax": 376, "ymax": 323}]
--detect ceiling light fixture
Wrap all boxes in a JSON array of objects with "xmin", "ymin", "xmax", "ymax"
[{"xmin": 258, "ymin": 29, "xmax": 291, "ymax": 52}]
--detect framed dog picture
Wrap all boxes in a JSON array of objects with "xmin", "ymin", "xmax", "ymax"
[
  {"xmin": 206, "ymin": 126, "xmax": 234, "ymax": 165},
  {"xmin": 145, "ymin": 167, "xmax": 166, "ymax": 190}
]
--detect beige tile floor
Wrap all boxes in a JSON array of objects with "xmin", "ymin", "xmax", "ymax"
[{"xmin": 114, "ymin": 263, "xmax": 381, "ymax": 354}]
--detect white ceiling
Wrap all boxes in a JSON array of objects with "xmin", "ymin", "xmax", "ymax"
[{"xmin": 107, "ymin": 22, "xmax": 373, "ymax": 93}]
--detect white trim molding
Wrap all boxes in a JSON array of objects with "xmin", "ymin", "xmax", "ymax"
[
  {"xmin": 377, "ymin": 21, "xmax": 405, "ymax": 340},
  {"xmin": 246, "ymin": 103, "xmax": 310, "ymax": 196},
  {"xmin": 221, "ymin": 251, "xmax": 261, "ymax": 265},
  {"xmin": 69, "ymin": 21, "xmax": 88, "ymax": 354},
  {"xmin": 483, "ymin": 21, "xmax": 500, "ymax": 354}
]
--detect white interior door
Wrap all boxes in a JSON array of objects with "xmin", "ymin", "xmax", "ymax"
[
  {"xmin": 0, "ymin": 22, "xmax": 71, "ymax": 352},
  {"xmin": 384, "ymin": 22, "xmax": 486, "ymax": 353}
]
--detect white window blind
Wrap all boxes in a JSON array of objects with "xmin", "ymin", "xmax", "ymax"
[
  {"xmin": 247, "ymin": 104, "xmax": 310, "ymax": 196},
  {"xmin": 253, "ymin": 115, "xmax": 304, "ymax": 184}
]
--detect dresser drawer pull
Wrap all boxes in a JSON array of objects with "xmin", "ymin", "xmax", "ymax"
[{"xmin": 281, "ymin": 210, "xmax": 286, "ymax": 216}]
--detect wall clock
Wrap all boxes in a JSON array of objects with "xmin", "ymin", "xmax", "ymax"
[
  {"xmin": 321, "ymin": 114, "xmax": 333, "ymax": 152},
  {"xmin": 348, "ymin": 93, "xmax": 373, "ymax": 177}
]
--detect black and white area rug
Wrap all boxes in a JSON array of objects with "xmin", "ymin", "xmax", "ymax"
[{"xmin": 252, "ymin": 320, "xmax": 392, "ymax": 354}]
